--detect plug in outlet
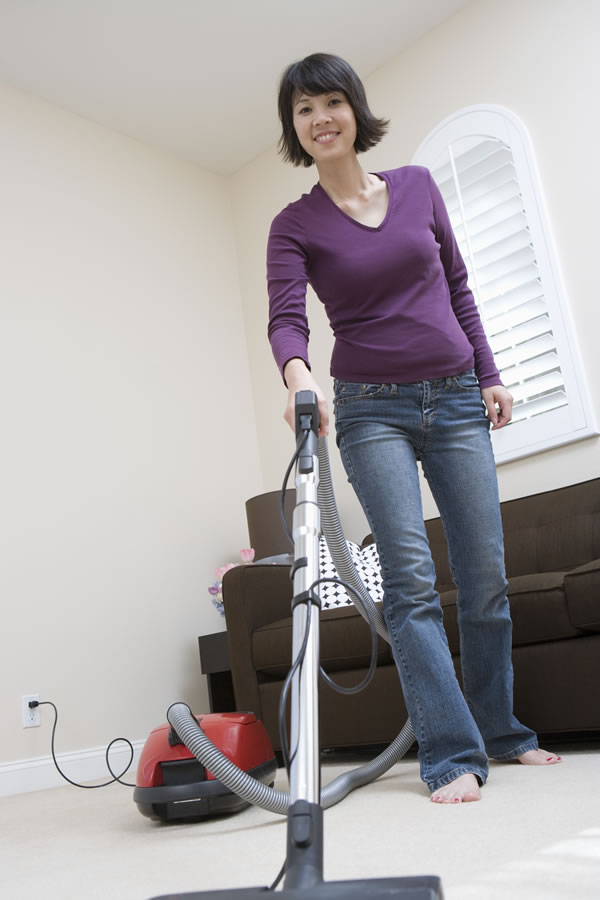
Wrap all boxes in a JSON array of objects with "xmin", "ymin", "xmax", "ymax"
[{"xmin": 22, "ymin": 694, "xmax": 40, "ymax": 728}]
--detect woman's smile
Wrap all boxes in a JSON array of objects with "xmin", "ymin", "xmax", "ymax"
[{"xmin": 314, "ymin": 131, "xmax": 339, "ymax": 144}]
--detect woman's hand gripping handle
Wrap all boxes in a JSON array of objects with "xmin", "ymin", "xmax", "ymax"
[{"xmin": 283, "ymin": 359, "xmax": 329, "ymax": 437}]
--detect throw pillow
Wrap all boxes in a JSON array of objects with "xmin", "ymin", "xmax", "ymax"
[{"xmin": 318, "ymin": 537, "xmax": 384, "ymax": 610}]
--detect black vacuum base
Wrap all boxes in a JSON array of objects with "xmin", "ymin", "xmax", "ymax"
[{"xmin": 152, "ymin": 875, "xmax": 443, "ymax": 899}]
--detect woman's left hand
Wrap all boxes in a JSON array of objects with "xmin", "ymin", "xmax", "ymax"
[{"xmin": 481, "ymin": 385, "xmax": 513, "ymax": 430}]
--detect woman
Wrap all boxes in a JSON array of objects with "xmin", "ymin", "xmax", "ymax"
[{"xmin": 267, "ymin": 52, "xmax": 561, "ymax": 803}]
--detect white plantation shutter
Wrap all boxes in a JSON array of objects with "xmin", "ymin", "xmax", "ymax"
[
  {"xmin": 434, "ymin": 138, "xmax": 566, "ymax": 424},
  {"xmin": 413, "ymin": 106, "xmax": 596, "ymax": 463}
]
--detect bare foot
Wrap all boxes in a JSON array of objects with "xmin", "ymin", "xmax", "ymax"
[
  {"xmin": 431, "ymin": 773, "xmax": 481, "ymax": 804},
  {"xmin": 517, "ymin": 748, "xmax": 562, "ymax": 765}
]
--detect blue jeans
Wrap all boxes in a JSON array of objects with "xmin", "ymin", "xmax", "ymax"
[{"xmin": 333, "ymin": 370, "xmax": 538, "ymax": 792}]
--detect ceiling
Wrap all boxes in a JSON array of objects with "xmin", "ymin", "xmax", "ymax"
[{"xmin": 0, "ymin": 0, "xmax": 471, "ymax": 175}]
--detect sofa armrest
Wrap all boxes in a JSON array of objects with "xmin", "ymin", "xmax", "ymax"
[
  {"xmin": 222, "ymin": 564, "xmax": 293, "ymax": 716},
  {"xmin": 564, "ymin": 558, "xmax": 600, "ymax": 632}
]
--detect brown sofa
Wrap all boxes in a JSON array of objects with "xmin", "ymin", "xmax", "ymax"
[{"xmin": 223, "ymin": 479, "xmax": 600, "ymax": 753}]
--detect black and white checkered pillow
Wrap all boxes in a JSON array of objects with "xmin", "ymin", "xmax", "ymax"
[{"xmin": 318, "ymin": 537, "xmax": 384, "ymax": 609}]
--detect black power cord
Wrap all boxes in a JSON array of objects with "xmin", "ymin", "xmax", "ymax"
[
  {"xmin": 314, "ymin": 576, "xmax": 379, "ymax": 696},
  {"xmin": 278, "ymin": 598, "xmax": 313, "ymax": 773},
  {"xmin": 30, "ymin": 700, "xmax": 136, "ymax": 789},
  {"xmin": 277, "ymin": 574, "xmax": 379, "ymax": 772},
  {"xmin": 268, "ymin": 859, "xmax": 287, "ymax": 893},
  {"xmin": 280, "ymin": 428, "xmax": 311, "ymax": 546}
]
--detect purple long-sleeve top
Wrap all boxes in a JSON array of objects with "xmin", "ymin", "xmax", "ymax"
[{"xmin": 267, "ymin": 165, "xmax": 501, "ymax": 389}]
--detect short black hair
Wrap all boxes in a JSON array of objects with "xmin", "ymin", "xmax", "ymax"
[{"xmin": 277, "ymin": 53, "xmax": 389, "ymax": 167}]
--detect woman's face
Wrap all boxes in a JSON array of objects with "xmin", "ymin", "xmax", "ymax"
[{"xmin": 292, "ymin": 91, "xmax": 357, "ymax": 165}]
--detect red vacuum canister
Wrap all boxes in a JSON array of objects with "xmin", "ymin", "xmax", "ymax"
[{"xmin": 134, "ymin": 712, "xmax": 277, "ymax": 822}]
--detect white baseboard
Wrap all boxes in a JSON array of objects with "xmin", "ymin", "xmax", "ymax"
[{"xmin": 0, "ymin": 740, "xmax": 146, "ymax": 797}]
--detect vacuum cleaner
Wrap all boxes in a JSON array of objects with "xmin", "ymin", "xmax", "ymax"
[
  {"xmin": 134, "ymin": 712, "xmax": 277, "ymax": 822},
  {"xmin": 142, "ymin": 392, "xmax": 444, "ymax": 899}
]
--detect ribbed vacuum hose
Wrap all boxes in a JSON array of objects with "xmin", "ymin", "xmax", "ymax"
[
  {"xmin": 318, "ymin": 718, "xmax": 415, "ymax": 807},
  {"xmin": 167, "ymin": 703, "xmax": 290, "ymax": 814},
  {"xmin": 168, "ymin": 703, "xmax": 415, "ymax": 814},
  {"xmin": 317, "ymin": 435, "xmax": 390, "ymax": 643},
  {"xmin": 168, "ymin": 436, "xmax": 415, "ymax": 814}
]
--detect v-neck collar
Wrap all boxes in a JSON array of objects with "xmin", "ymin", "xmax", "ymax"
[{"xmin": 315, "ymin": 171, "xmax": 391, "ymax": 232}]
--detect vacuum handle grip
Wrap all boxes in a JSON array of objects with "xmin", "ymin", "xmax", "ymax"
[{"xmin": 295, "ymin": 391, "xmax": 319, "ymax": 474}]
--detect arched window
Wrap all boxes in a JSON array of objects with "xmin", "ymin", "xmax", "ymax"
[{"xmin": 412, "ymin": 105, "xmax": 596, "ymax": 463}]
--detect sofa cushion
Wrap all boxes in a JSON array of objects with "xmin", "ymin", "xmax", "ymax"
[
  {"xmin": 505, "ymin": 572, "xmax": 585, "ymax": 645},
  {"xmin": 439, "ymin": 571, "xmax": 583, "ymax": 654},
  {"xmin": 254, "ymin": 569, "xmax": 586, "ymax": 674},
  {"xmin": 564, "ymin": 559, "xmax": 600, "ymax": 632},
  {"xmin": 252, "ymin": 603, "xmax": 393, "ymax": 678}
]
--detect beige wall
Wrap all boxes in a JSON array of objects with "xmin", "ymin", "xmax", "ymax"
[
  {"xmin": 230, "ymin": 0, "xmax": 600, "ymax": 537},
  {"xmin": 1, "ymin": 82, "xmax": 263, "ymax": 764}
]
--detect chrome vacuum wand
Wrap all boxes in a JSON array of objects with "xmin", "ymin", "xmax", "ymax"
[
  {"xmin": 150, "ymin": 392, "xmax": 443, "ymax": 900},
  {"xmin": 284, "ymin": 390, "xmax": 324, "ymax": 889}
]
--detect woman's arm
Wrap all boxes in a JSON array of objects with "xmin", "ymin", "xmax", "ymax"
[
  {"xmin": 267, "ymin": 209, "xmax": 329, "ymax": 435},
  {"xmin": 267, "ymin": 209, "xmax": 311, "ymax": 380},
  {"xmin": 426, "ymin": 170, "xmax": 512, "ymax": 429},
  {"xmin": 426, "ymin": 170, "xmax": 501, "ymax": 390}
]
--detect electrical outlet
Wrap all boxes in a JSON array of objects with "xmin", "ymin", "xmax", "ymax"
[{"xmin": 22, "ymin": 694, "xmax": 40, "ymax": 728}]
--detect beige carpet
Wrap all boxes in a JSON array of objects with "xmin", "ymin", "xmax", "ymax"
[{"xmin": 3, "ymin": 743, "xmax": 600, "ymax": 900}]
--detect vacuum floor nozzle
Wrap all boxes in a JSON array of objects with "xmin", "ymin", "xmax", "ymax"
[{"xmin": 150, "ymin": 875, "xmax": 444, "ymax": 899}]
